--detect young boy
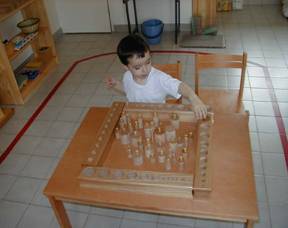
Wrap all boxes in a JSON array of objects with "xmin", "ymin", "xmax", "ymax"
[{"xmin": 106, "ymin": 34, "xmax": 207, "ymax": 119}]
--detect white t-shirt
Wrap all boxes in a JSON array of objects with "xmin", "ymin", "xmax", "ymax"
[{"xmin": 122, "ymin": 67, "xmax": 182, "ymax": 103}]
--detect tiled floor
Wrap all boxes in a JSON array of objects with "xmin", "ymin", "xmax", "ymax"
[{"xmin": 0, "ymin": 5, "xmax": 288, "ymax": 228}]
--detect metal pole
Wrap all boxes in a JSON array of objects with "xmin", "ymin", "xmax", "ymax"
[
  {"xmin": 123, "ymin": 0, "xmax": 132, "ymax": 34},
  {"xmin": 132, "ymin": 0, "xmax": 139, "ymax": 33},
  {"xmin": 174, "ymin": 0, "xmax": 178, "ymax": 44},
  {"xmin": 175, "ymin": 0, "xmax": 180, "ymax": 44},
  {"xmin": 178, "ymin": 0, "xmax": 180, "ymax": 33}
]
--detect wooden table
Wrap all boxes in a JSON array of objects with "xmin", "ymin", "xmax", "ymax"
[{"xmin": 44, "ymin": 107, "xmax": 258, "ymax": 228}]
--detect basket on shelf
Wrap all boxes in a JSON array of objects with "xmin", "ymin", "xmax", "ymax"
[{"xmin": 17, "ymin": 17, "xmax": 40, "ymax": 34}]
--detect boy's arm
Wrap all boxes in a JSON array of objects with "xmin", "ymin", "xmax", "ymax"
[
  {"xmin": 178, "ymin": 82, "xmax": 207, "ymax": 119},
  {"xmin": 105, "ymin": 77, "xmax": 125, "ymax": 94}
]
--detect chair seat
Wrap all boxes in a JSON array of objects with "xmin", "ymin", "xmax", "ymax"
[{"xmin": 199, "ymin": 89, "xmax": 245, "ymax": 114}]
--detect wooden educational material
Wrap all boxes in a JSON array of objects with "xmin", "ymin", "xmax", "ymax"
[
  {"xmin": 78, "ymin": 102, "xmax": 214, "ymax": 198},
  {"xmin": 0, "ymin": 0, "xmax": 58, "ymax": 105},
  {"xmin": 195, "ymin": 52, "xmax": 247, "ymax": 113},
  {"xmin": 44, "ymin": 105, "xmax": 258, "ymax": 228}
]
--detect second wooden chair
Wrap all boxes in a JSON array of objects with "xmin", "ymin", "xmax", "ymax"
[{"xmin": 194, "ymin": 52, "xmax": 247, "ymax": 113}]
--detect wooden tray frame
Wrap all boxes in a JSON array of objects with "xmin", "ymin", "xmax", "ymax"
[{"xmin": 78, "ymin": 102, "xmax": 214, "ymax": 198}]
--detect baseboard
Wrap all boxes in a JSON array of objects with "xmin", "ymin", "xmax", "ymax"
[
  {"xmin": 53, "ymin": 27, "xmax": 63, "ymax": 41},
  {"xmin": 113, "ymin": 23, "xmax": 191, "ymax": 33}
]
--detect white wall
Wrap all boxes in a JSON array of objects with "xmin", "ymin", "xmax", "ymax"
[
  {"xmin": 43, "ymin": 0, "xmax": 60, "ymax": 33},
  {"xmin": 0, "ymin": 0, "xmax": 191, "ymax": 34},
  {"xmin": 0, "ymin": 0, "xmax": 60, "ymax": 38},
  {"xmin": 244, "ymin": 0, "xmax": 280, "ymax": 5},
  {"xmin": 108, "ymin": 0, "xmax": 192, "ymax": 28}
]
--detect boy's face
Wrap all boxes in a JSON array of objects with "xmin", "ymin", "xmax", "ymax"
[{"xmin": 125, "ymin": 51, "xmax": 152, "ymax": 81}]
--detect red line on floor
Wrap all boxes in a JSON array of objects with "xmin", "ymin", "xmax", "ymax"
[
  {"xmin": 0, "ymin": 52, "xmax": 118, "ymax": 164},
  {"xmin": 0, "ymin": 62, "xmax": 76, "ymax": 164},
  {"xmin": 263, "ymin": 69, "xmax": 288, "ymax": 169}
]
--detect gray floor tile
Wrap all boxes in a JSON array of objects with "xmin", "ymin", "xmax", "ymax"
[
  {"xmin": 265, "ymin": 176, "xmax": 288, "ymax": 204},
  {"xmin": 158, "ymin": 215, "xmax": 195, "ymax": 227},
  {"xmin": 0, "ymin": 174, "xmax": 16, "ymax": 199},
  {"xmin": 0, "ymin": 200, "xmax": 27, "ymax": 228},
  {"xmin": 17, "ymin": 205, "xmax": 53, "ymax": 228},
  {"xmin": 90, "ymin": 206, "xmax": 124, "ymax": 218},
  {"xmin": 84, "ymin": 214, "xmax": 121, "ymax": 228},
  {"xmin": 262, "ymin": 153, "xmax": 287, "ymax": 176},
  {"xmin": 258, "ymin": 133, "xmax": 283, "ymax": 153},
  {"xmin": 123, "ymin": 211, "xmax": 158, "ymax": 222},
  {"xmin": 269, "ymin": 203, "xmax": 288, "ymax": 228},
  {"xmin": 4, "ymin": 177, "xmax": 42, "ymax": 203},
  {"xmin": 120, "ymin": 219, "xmax": 157, "ymax": 228}
]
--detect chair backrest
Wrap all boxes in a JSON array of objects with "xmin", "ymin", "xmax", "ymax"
[
  {"xmin": 195, "ymin": 52, "xmax": 247, "ymax": 111},
  {"xmin": 153, "ymin": 61, "xmax": 182, "ymax": 104}
]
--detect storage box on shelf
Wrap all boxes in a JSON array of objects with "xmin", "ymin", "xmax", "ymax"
[{"xmin": 0, "ymin": 0, "xmax": 58, "ymax": 105}]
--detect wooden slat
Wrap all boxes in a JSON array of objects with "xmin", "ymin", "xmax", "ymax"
[
  {"xmin": 0, "ymin": 0, "xmax": 34, "ymax": 22},
  {"xmin": 197, "ymin": 62, "xmax": 243, "ymax": 69},
  {"xmin": 192, "ymin": 0, "xmax": 216, "ymax": 28},
  {"xmin": 154, "ymin": 61, "xmax": 182, "ymax": 104},
  {"xmin": 197, "ymin": 54, "xmax": 243, "ymax": 62},
  {"xmin": 154, "ymin": 61, "xmax": 181, "ymax": 80},
  {"xmin": 238, "ymin": 52, "xmax": 248, "ymax": 112},
  {"xmin": 0, "ymin": 42, "xmax": 23, "ymax": 104}
]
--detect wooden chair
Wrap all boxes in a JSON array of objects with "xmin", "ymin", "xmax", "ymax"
[
  {"xmin": 195, "ymin": 52, "xmax": 247, "ymax": 113},
  {"xmin": 153, "ymin": 61, "xmax": 182, "ymax": 104}
]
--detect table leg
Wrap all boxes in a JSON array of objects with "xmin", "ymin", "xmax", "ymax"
[
  {"xmin": 133, "ymin": 0, "xmax": 139, "ymax": 33},
  {"xmin": 245, "ymin": 220, "xmax": 254, "ymax": 228},
  {"xmin": 48, "ymin": 196, "xmax": 71, "ymax": 228}
]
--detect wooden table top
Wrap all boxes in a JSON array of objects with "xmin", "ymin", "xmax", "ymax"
[{"xmin": 44, "ymin": 107, "xmax": 258, "ymax": 223}]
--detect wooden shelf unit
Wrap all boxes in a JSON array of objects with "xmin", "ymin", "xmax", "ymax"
[
  {"xmin": 0, "ymin": 107, "xmax": 14, "ymax": 127},
  {"xmin": 0, "ymin": 0, "xmax": 58, "ymax": 105}
]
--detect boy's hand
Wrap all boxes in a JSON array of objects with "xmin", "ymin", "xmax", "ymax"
[
  {"xmin": 193, "ymin": 102, "xmax": 208, "ymax": 120},
  {"xmin": 105, "ymin": 77, "xmax": 118, "ymax": 88},
  {"xmin": 104, "ymin": 77, "xmax": 125, "ymax": 94},
  {"xmin": 178, "ymin": 82, "xmax": 208, "ymax": 120},
  {"xmin": 191, "ymin": 96, "xmax": 208, "ymax": 120}
]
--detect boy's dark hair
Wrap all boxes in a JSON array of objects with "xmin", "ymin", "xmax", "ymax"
[{"xmin": 117, "ymin": 34, "xmax": 150, "ymax": 65}]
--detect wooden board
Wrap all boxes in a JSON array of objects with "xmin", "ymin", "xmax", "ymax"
[
  {"xmin": 78, "ymin": 102, "xmax": 214, "ymax": 198},
  {"xmin": 192, "ymin": 0, "xmax": 216, "ymax": 28}
]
